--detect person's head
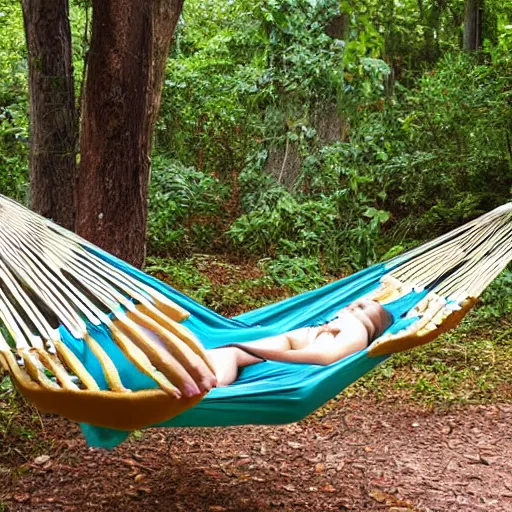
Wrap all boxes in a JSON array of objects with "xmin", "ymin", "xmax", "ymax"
[{"xmin": 343, "ymin": 299, "xmax": 392, "ymax": 342}]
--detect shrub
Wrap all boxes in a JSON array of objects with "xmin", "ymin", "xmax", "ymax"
[{"xmin": 147, "ymin": 157, "xmax": 230, "ymax": 255}]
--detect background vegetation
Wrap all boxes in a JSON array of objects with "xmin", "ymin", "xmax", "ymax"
[{"xmin": 1, "ymin": 0, "xmax": 511, "ymax": 264}]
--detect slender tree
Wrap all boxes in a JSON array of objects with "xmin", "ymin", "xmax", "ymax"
[
  {"xmin": 21, "ymin": 0, "xmax": 77, "ymax": 230},
  {"xmin": 76, "ymin": 0, "xmax": 184, "ymax": 267},
  {"xmin": 463, "ymin": 0, "xmax": 483, "ymax": 50},
  {"xmin": 423, "ymin": 0, "xmax": 444, "ymax": 62}
]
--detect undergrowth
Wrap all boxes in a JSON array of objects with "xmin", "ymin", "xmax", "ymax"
[{"xmin": 0, "ymin": 374, "xmax": 54, "ymax": 465}]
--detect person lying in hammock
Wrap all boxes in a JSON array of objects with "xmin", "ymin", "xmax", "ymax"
[{"xmin": 208, "ymin": 298, "xmax": 392, "ymax": 387}]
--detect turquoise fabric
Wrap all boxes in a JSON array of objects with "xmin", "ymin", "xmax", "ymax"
[{"xmin": 69, "ymin": 247, "xmax": 427, "ymax": 448}]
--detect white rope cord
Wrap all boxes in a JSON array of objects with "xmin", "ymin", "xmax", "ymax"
[
  {"xmin": 4, "ymin": 196, "xmax": 188, "ymax": 322},
  {"xmin": 394, "ymin": 217, "xmax": 506, "ymax": 287},
  {"xmin": 392, "ymin": 216, "xmax": 507, "ymax": 287},
  {"xmin": 388, "ymin": 204, "xmax": 512, "ymax": 271},
  {"xmin": 388, "ymin": 204, "xmax": 512, "ymax": 298},
  {"xmin": 0, "ymin": 195, "xmax": 208, "ymax": 397},
  {"xmin": 435, "ymin": 225, "xmax": 512, "ymax": 300}
]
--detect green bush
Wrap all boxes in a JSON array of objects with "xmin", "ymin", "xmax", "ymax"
[
  {"xmin": 229, "ymin": 186, "xmax": 390, "ymax": 272},
  {"xmin": 473, "ymin": 268, "xmax": 512, "ymax": 323},
  {"xmin": 147, "ymin": 157, "xmax": 229, "ymax": 255},
  {"xmin": 0, "ymin": 1, "xmax": 28, "ymax": 202},
  {"xmin": 260, "ymin": 255, "xmax": 327, "ymax": 292},
  {"xmin": 382, "ymin": 50, "xmax": 512, "ymax": 236}
]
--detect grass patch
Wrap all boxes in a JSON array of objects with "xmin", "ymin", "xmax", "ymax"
[
  {"xmin": 346, "ymin": 317, "xmax": 511, "ymax": 404},
  {"xmin": 0, "ymin": 375, "xmax": 54, "ymax": 466},
  {"xmin": 146, "ymin": 254, "xmax": 295, "ymax": 316}
]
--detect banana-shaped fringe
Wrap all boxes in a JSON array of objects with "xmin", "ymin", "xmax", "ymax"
[{"xmin": 0, "ymin": 195, "xmax": 213, "ymax": 429}]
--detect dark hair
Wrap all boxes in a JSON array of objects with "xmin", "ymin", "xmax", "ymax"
[
  {"xmin": 375, "ymin": 304, "xmax": 395, "ymax": 337},
  {"xmin": 373, "ymin": 305, "xmax": 393, "ymax": 339}
]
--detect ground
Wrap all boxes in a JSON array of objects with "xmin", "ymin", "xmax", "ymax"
[
  {"xmin": 1, "ymin": 397, "xmax": 511, "ymax": 512},
  {"xmin": 1, "ymin": 256, "xmax": 511, "ymax": 511}
]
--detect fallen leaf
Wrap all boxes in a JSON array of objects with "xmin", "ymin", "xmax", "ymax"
[
  {"xmin": 203, "ymin": 469, "xmax": 223, "ymax": 478},
  {"xmin": 463, "ymin": 453, "xmax": 481, "ymax": 463},
  {"xmin": 287, "ymin": 442, "xmax": 304, "ymax": 449},
  {"xmin": 134, "ymin": 474, "xmax": 146, "ymax": 483},
  {"xmin": 442, "ymin": 424, "xmax": 453, "ymax": 435},
  {"xmin": 369, "ymin": 489, "xmax": 389, "ymax": 503},
  {"xmin": 34, "ymin": 455, "xmax": 51, "ymax": 466},
  {"xmin": 282, "ymin": 484, "xmax": 296, "ymax": 492},
  {"xmin": 315, "ymin": 463, "xmax": 325, "ymax": 473},
  {"xmin": 320, "ymin": 484, "xmax": 336, "ymax": 493},
  {"xmin": 14, "ymin": 494, "xmax": 30, "ymax": 503}
]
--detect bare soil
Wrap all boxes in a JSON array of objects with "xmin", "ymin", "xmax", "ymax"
[{"xmin": 1, "ymin": 397, "xmax": 511, "ymax": 512}]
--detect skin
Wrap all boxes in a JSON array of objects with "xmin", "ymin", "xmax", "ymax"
[{"xmin": 208, "ymin": 299, "xmax": 392, "ymax": 387}]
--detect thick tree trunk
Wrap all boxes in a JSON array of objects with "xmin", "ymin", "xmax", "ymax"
[
  {"xmin": 21, "ymin": 0, "xmax": 77, "ymax": 230},
  {"xmin": 76, "ymin": 0, "xmax": 183, "ymax": 268},
  {"xmin": 463, "ymin": 0, "xmax": 483, "ymax": 50}
]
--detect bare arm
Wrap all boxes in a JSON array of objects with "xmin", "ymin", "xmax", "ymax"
[
  {"xmin": 262, "ymin": 316, "xmax": 369, "ymax": 365},
  {"xmin": 234, "ymin": 316, "xmax": 369, "ymax": 366}
]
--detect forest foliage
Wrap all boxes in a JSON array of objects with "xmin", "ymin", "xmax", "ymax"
[{"xmin": 0, "ymin": 0, "xmax": 511, "ymax": 282}]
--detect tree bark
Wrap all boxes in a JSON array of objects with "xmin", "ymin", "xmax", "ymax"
[
  {"xmin": 325, "ymin": 14, "xmax": 349, "ymax": 40},
  {"xmin": 463, "ymin": 0, "xmax": 483, "ymax": 51},
  {"xmin": 76, "ymin": 0, "xmax": 183, "ymax": 268},
  {"xmin": 423, "ymin": 0, "xmax": 444, "ymax": 62},
  {"xmin": 21, "ymin": 0, "xmax": 77, "ymax": 230}
]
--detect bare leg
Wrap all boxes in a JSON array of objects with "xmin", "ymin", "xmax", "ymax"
[
  {"xmin": 207, "ymin": 348, "xmax": 239, "ymax": 387},
  {"xmin": 208, "ymin": 346, "xmax": 264, "ymax": 387}
]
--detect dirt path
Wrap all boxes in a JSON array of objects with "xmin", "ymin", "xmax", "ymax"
[{"xmin": 1, "ymin": 398, "xmax": 511, "ymax": 512}]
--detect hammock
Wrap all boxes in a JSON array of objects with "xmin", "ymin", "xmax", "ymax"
[{"xmin": 0, "ymin": 195, "xmax": 510, "ymax": 449}]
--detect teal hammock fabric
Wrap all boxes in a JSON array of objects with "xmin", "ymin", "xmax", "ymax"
[{"xmin": 76, "ymin": 248, "xmax": 425, "ymax": 449}]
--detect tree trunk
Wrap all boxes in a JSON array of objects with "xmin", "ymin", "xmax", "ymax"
[
  {"xmin": 463, "ymin": 0, "xmax": 483, "ymax": 50},
  {"xmin": 325, "ymin": 13, "xmax": 349, "ymax": 40},
  {"xmin": 423, "ymin": 0, "xmax": 443, "ymax": 62},
  {"xmin": 21, "ymin": 0, "xmax": 77, "ymax": 230},
  {"xmin": 76, "ymin": 0, "xmax": 183, "ymax": 268}
]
